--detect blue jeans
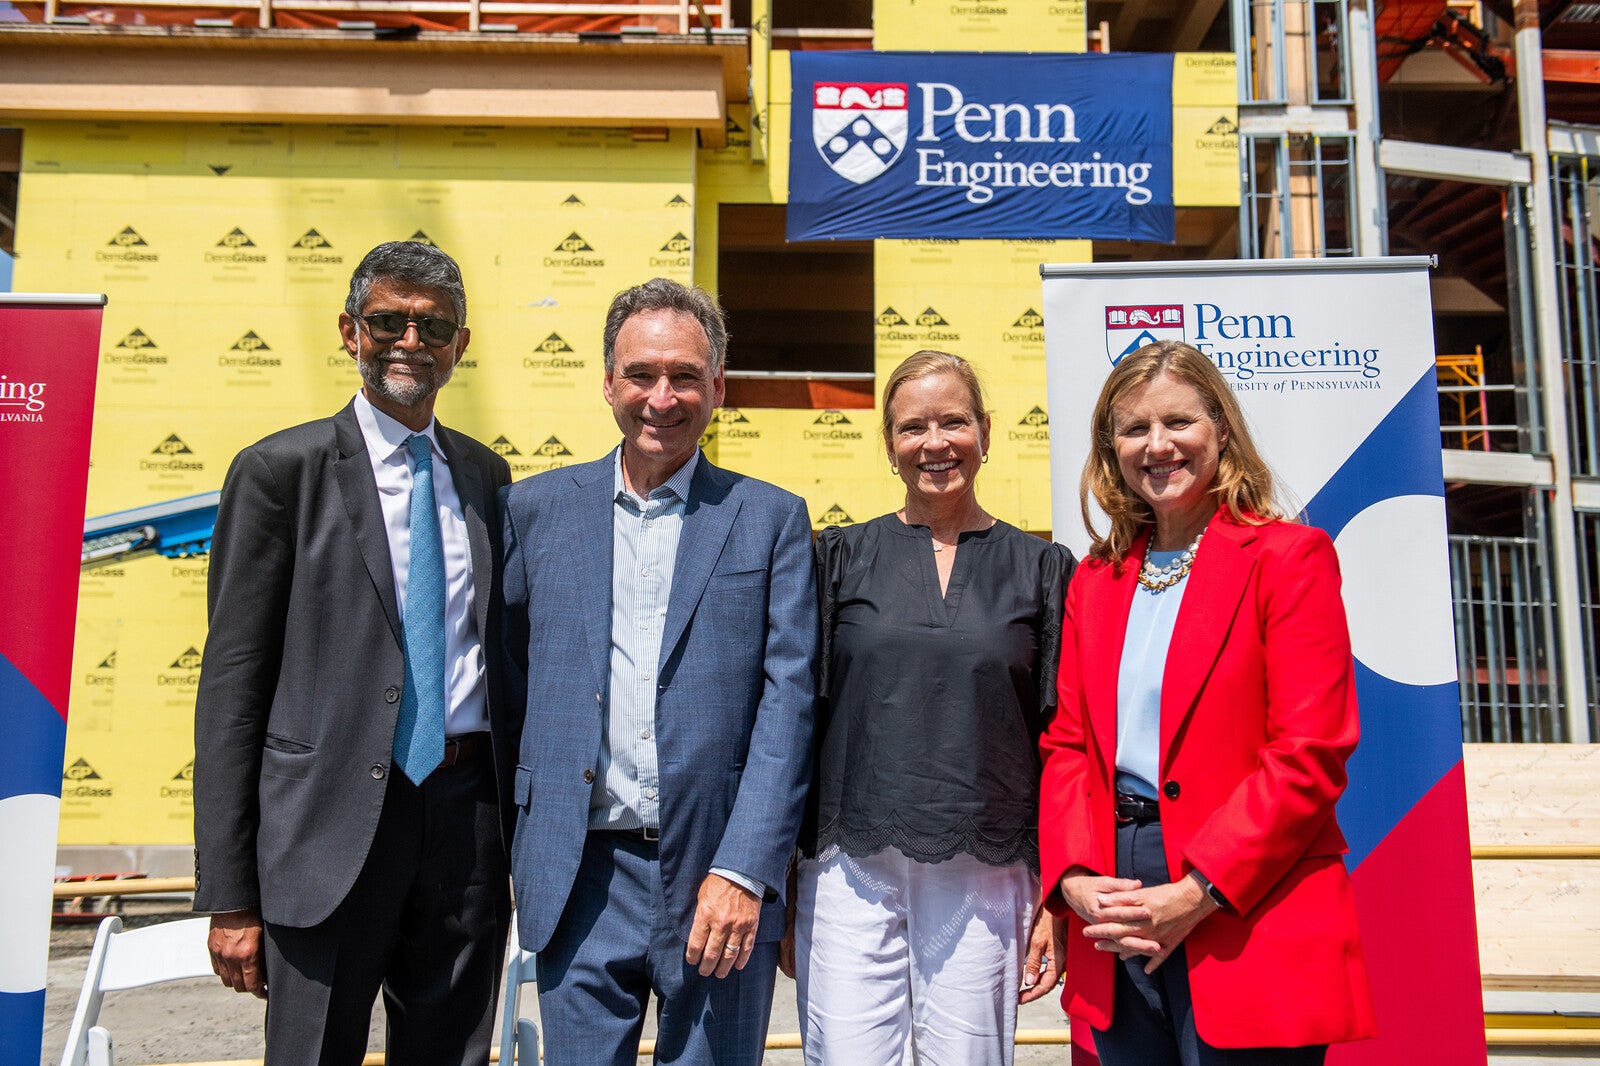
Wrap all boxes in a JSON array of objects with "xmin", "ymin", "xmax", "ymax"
[{"xmin": 1092, "ymin": 820, "xmax": 1327, "ymax": 1066}]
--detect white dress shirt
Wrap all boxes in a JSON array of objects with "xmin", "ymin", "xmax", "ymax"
[{"xmin": 353, "ymin": 391, "xmax": 489, "ymax": 736}]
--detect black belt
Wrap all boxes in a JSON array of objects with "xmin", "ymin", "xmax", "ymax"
[
  {"xmin": 598, "ymin": 825, "xmax": 660, "ymax": 842},
  {"xmin": 439, "ymin": 732, "xmax": 490, "ymax": 768},
  {"xmin": 1115, "ymin": 793, "xmax": 1161, "ymax": 825}
]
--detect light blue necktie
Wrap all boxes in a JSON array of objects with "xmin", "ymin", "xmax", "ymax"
[{"xmin": 394, "ymin": 433, "xmax": 447, "ymax": 784}]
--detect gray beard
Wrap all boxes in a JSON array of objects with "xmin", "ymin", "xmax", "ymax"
[{"xmin": 359, "ymin": 347, "xmax": 453, "ymax": 408}]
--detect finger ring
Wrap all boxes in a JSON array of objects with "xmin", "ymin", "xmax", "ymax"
[{"xmin": 723, "ymin": 945, "xmax": 741, "ymax": 957}]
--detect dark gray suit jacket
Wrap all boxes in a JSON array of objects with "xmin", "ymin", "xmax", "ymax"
[
  {"xmin": 500, "ymin": 450, "xmax": 819, "ymax": 953},
  {"xmin": 193, "ymin": 399, "xmax": 515, "ymax": 927}
]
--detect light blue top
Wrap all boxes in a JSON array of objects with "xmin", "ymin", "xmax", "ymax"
[
  {"xmin": 1115, "ymin": 548, "xmax": 1189, "ymax": 800},
  {"xmin": 592, "ymin": 448, "xmax": 762, "ymax": 897},
  {"xmin": 592, "ymin": 447, "xmax": 697, "ymax": 830}
]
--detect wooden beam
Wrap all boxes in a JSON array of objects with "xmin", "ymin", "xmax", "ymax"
[{"xmin": 0, "ymin": 25, "xmax": 744, "ymax": 144}]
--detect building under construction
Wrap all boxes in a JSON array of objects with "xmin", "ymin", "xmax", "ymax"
[{"xmin": 0, "ymin": 0, "xmax": 1596, "ymax": 857}]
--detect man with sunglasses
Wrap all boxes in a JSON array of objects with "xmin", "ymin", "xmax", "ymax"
[{"xmin": 194, "ymin": 241, "xmax": 514, "ymax": 1065}]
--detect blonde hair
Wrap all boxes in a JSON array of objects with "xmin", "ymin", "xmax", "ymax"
[
  {"xmin": 1082, "ymin": 340, "xmax": 1281, "ymax": 564},
  {"xmin": 880, "ymin": 350, "xmax": 988, "ymax": 451}
]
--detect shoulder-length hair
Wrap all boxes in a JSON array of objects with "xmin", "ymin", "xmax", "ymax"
[{"xmin": 1082, "ymin": 340, "xmax": 1282, "ymax": 564}]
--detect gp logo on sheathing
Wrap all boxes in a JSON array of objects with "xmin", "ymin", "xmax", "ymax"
[
  {"xmin": 812, "ymin": 82, "xmax": 908, "ymax": 185},
  {"xmin": 1105, "ymin": 304, "xmax": 1185, "ymax": 365}
]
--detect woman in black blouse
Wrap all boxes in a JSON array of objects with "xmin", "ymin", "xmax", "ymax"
[{"xmin": 785, "ymin": 350, "xmax": 1074, "ymax": 1065}]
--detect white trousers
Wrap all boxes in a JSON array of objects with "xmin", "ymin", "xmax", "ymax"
[{"xmin": 795, "ymin": 848, "xmax": 1035, "ymax": 1066}]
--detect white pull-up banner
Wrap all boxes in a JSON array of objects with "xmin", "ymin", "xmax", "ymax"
[{"xmin": 1042, "ymin": 258, "xmax": 1485, "ymax": 1066}]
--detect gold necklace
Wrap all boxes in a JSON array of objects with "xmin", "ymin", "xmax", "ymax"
[{"xmin": 1138, "ymin": 530, "xmax": 1203, "ymax": 592}]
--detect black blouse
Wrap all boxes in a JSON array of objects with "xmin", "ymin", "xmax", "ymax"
[{"xmin": 804, "ymin": 515, "xmax": 1073, "ymax": 872}]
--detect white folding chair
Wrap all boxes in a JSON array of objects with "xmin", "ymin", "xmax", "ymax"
[
  {"xmin": 58, "ymin": 915, "xmax": 215, "ymax": 1066},
  {"xmin": 498, "ymin": 918, "xmax": 541, "ymax": 1064}
]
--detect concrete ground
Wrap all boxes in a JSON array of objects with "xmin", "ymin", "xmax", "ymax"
[{"xmin": 40, "ymin": 900, "xmax": 1073, "ymax": 1066}]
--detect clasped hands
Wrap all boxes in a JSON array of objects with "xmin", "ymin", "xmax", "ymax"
[{"xmin": 1057, "ymin": 865, "xmax": 1218, "ymax": 974}]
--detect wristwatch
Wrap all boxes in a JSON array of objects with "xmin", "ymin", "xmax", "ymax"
[{"xmin": 1192, "ymin": 869, "xmax": 1231, "ymax": 912}]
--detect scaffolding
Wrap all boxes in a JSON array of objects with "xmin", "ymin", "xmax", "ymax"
[
  {"xmin": 1436, "ymin": 347, "xmax": 1495, "ymax": 451},
  {"xmin": 1234, "ymin": 0, "xmax": 1597, "ymax": 739}
]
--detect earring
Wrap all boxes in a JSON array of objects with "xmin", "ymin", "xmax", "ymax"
[
  {"xmin": 890, "ymin": 463, "xmax": 899, "ymax": 475},
  {"xmin": 982, "ymin": 453, "xmax": 990, "ymax": 464}
]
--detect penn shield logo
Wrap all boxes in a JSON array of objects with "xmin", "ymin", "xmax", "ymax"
[
  {"xmin": 660, "ymin": 233, "xmax": 692, "ymax": 253},
  {"xmin": 216, "ymin": 227, "xmax": 256, "ymax": 249},
  {"xmin": 170, "ymin": 646, "xmax": 204, "ymax": 670},
  {"xmin": 561, "ymin": 194, "xmax": 585, "ymax": 206},
  {"xmin": 64, "ymin": 758, "xmax": 103, "ymax": 781},
  {"xmin": 1105, "ymin": 304, "xmax": 1185, "ymax": 364},
  {"xmin": 817, "ymin": 503, "xmax": 856, "ymax": 526},
  {"xmin": 1206, "ymin": 116, "xmax": 1240, "ymax": 136},
  {"xmin": 231, "ymin": 331, "xmax": 270, "ymax": 352},
  {"xmin": 116, "ymin": 329, "xmax": 157, "ymax": 350},
  {"xmin": 814, "ymin": 410, "xmax": 852, "ymax": 426},
  {"xmin": 408, "ymin": 230, "xmax": 437, "ymax": 246},
  {"xmin": 877, "ymin": 307, "xmax": 910, "ymax": 327},
  {"xmin": 153, "ymin": 434, "xmax": 194, "ymax": 456},
  {"xmin": 108, "ymin": 226, "xmax": 148, "ymax": 247},
  {"xmin": 555, "ymin": 232, "xmax": 595, "ymax": 253},
  {"xmin": 812, "ymin": 81, "xmax": 909, "ymax": 185},
  {"xmin": 915, "ymin": 307, "xmax": 951, "ymax": 327},
  {"xmin": 1013, "ymin": 308, "xmax": 1044, "ymax": 329},
  {"xmin": 489, "ymin": 435, "xmax": 521, "ymax": 457},
  {"xmin": 292, "ymin": 229, "xmax": 333, "ymax": 250}
]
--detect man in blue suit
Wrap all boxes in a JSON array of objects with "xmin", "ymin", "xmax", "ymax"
[{"xmin": 501, "ymin": 278, "xmax": 818, "ymax": 1065}]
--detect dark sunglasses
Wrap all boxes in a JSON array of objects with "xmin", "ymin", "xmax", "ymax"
[{"xmin": 359, "ymin": 312, "xmax": 461, "ymax": 348}]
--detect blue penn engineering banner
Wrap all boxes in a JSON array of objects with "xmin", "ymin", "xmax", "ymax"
[{"xmin": 787, "ymin": 51, "xmax": 1175, "ymax": 243}]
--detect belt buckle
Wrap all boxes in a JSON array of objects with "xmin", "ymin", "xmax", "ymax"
[{"xmin": 641, "ymin": 826, "xmax": 660, "ymax": 842}]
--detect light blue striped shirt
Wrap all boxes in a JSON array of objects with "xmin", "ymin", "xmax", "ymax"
[
  {"xmin": 590, "ymin": 448, "xmax": 696, "ymax": 830},
  {"xmin": 1115, "ymin": 549, "xmax": 1189, "ymax": 800}
]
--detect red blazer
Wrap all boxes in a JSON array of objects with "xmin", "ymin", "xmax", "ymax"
[{"xmin": 1040, "ymin": 513, "xmax": 1377, "ymax": 1049}]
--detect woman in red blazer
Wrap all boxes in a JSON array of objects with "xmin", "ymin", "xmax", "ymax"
[{"xmin": 1039, "ymin": 340, "xmax": 1376, "ymax": 1064}]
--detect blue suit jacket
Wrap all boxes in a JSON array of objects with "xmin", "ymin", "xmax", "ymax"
[{"xmin": 500, "ymin": 449, "xmax": 819, "ymax": 954}]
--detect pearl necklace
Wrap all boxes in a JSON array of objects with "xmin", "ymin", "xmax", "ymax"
[{"xmin": 1138, "ymin": 530, "xmax": 1204, "ymax": 592}]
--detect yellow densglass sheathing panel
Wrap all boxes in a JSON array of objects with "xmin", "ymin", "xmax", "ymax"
[
  {"xmin": 874, "ymin": 0, "xmax": 1088, "ymax": 52},
  {"xmin": 873, "ymin": 238, "xmax": 1088, "ymax": 533},
  {"xmin": 1173, "ymin": 53, "xmax": 1241, "ymax": 207},
  {"xmin": 17, "ymin": 118, "xmax": 693, "ymax": 843}
]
